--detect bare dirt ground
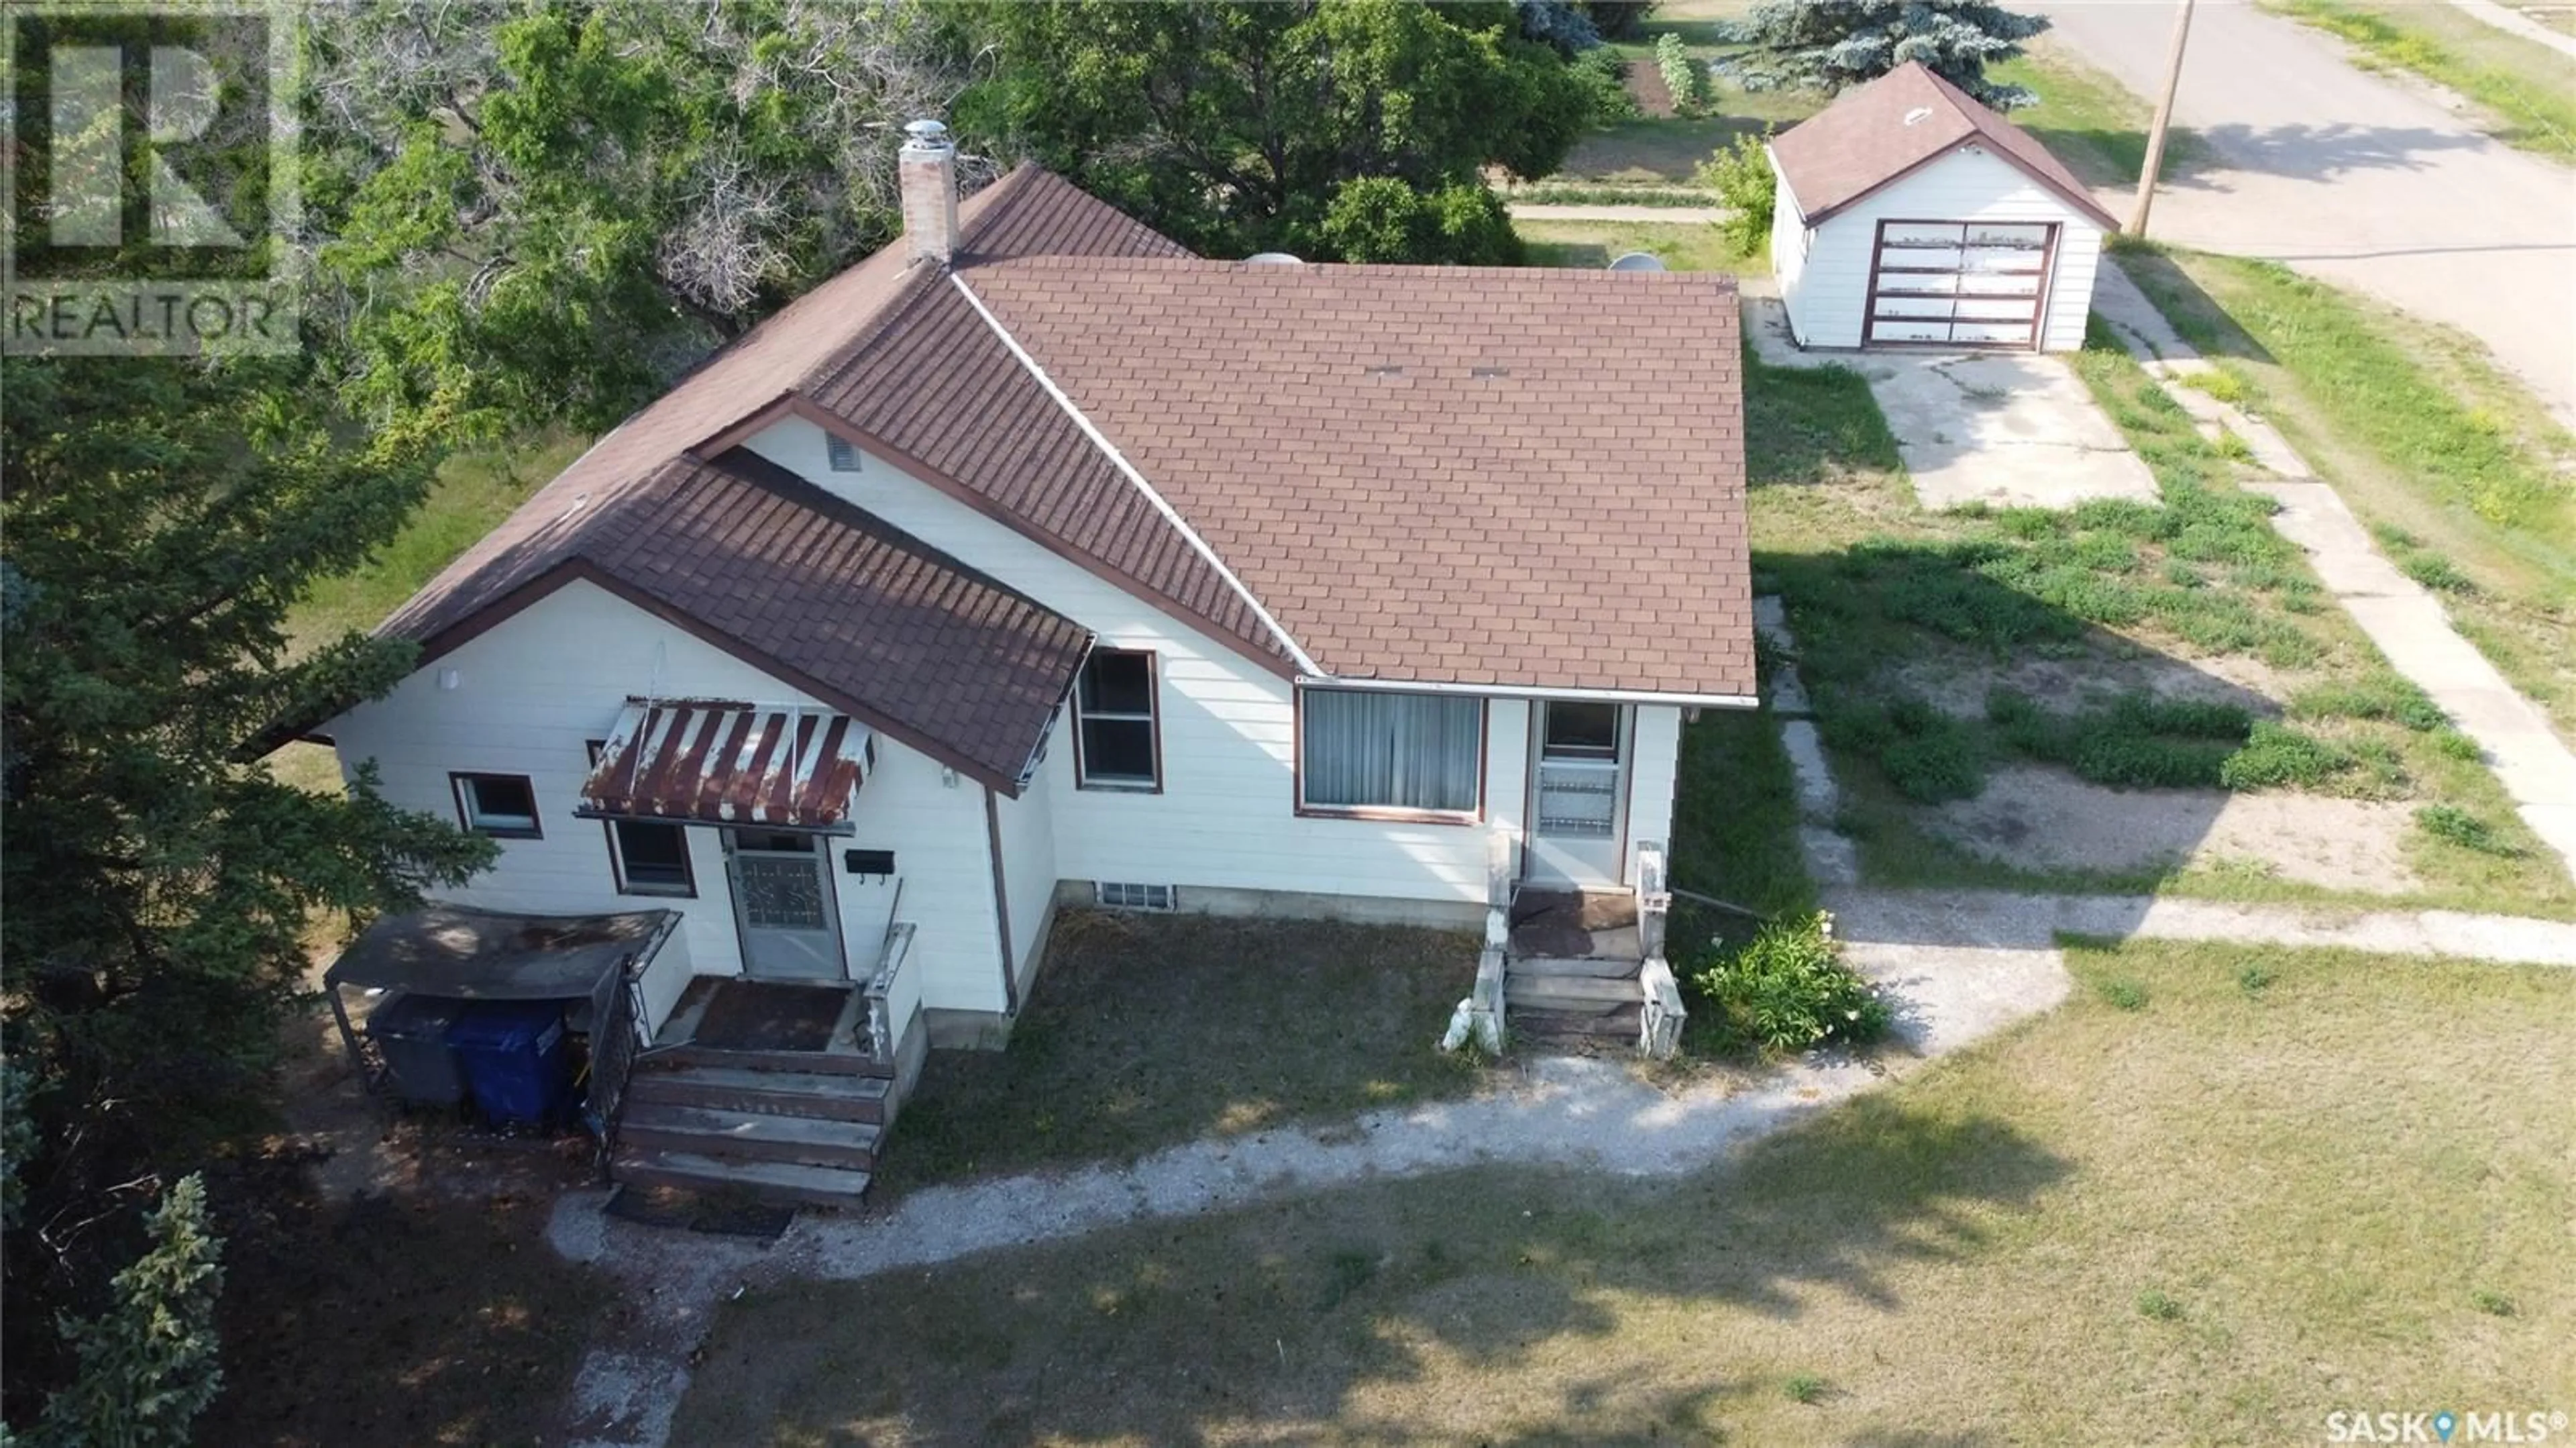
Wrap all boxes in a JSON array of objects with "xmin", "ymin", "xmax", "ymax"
[
  {"xmin": 190, "ymin": 1007, "xmax": 618, "ymax": 1447},
  {"xmin": 1929, "ymin": 763, "xmax": 2424, "ymax": 893},
  {"xmin": 1883, "ymin": 648, "xmax": 2288, "ymax": 723}
]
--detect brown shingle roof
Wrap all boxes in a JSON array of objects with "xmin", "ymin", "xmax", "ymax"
[
  {"xmin": 454, "ymin": 449, "xmax": 1091, "ymax": 789},
  {"xmin": 959, "ymin": 258, "xmax": 1756, "ymax": 699},
  {"xmin": 1768, "ymin": 61, "xmax": 2119, "ymax": 230}
]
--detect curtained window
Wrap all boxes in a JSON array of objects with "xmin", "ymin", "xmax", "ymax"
[{"xmin": 1299, "ymin": 688, "xmax": 1483, "ymax": 817}]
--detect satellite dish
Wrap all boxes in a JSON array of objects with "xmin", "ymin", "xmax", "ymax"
[
  {"xmin": 1609, "ymin": 252, "xmax": 1668, "ymax": 272},
  {"xmin": 1244, "ymin": 252, "xmax": 1305, "ymax": 265}
]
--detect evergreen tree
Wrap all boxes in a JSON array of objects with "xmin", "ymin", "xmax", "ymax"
[
  {"xmin": 1, "ymin": 354, "xmax": 494, "ymax": 1415},
  {"xmin": 30, "ymin": 1177, "xmax": 225, "ymax": 1448},
  {"xmin": 1727, "ymin": 0, "xmax": 2048, "ymax": 109}
]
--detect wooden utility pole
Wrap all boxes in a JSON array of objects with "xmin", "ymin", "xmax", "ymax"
[{"xmin": 2130, "ymin": 0, "xmax": 2199, "ymax": 236}]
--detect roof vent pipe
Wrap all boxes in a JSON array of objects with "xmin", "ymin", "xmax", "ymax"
[{"xmin": 900, "ymin": 118, "xmax": 959, "ymax": 266}]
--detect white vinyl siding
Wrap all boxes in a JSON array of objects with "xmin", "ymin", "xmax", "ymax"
[
  {"xmin": 745, "ymin": 415, "xmax": 1521, "ymax": 909},
  {"xmin": 325, "ymin": 580, "xmax": 1007, "ymax": 1019},
  {"xmin": 1777, "ymin": 145, "xmax": 2104, "ymax": 353}
]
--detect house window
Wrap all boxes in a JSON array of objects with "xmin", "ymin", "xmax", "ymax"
[
  {"xmin": 1073, "ymin": 649, "xmax": 1159, "ymax": 790},
  {"xmin": 588, "ymin": 741, "xmax": 694, "ymax": 896},
  {"xmin": 1095, "ymin": 881, "xmax": 1175, "ymax": 912},
  {"xmin": 452, "ymin": 773, "xmax": 542, "ymax": 838},
  {"xmin": 1298, "ymin": 688, "xmax": 1484, "ymax": 819},
  {"xmin": 824, "ymin": 433, "xmax": 863, "ymax": 472}
]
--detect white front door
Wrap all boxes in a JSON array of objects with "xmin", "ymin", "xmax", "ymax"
[
  {"xmin": 724, "ymin": 829, "xmax": 845, "ymax": 980},
  {"xmin": 1525, "ymin": 701, "xmax": 1629, "ymax": 890}
]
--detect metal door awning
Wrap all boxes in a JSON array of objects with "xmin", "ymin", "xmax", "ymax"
[{"xmin": 577, "ymin": 699, "xmax": 873, "ymax": 831}]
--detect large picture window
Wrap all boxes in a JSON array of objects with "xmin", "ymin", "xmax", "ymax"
[
  {"xmin": 1298, "ymin": 688, "xmax": 1484, "ymax": 819},
  {"xmin": 1074, "ymin": 650, "xmax": 1159, "ymax": 790}
]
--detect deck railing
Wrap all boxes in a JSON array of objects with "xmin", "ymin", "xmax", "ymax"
[
  {"xmin": 588, "ymin": 914, "xmax": 678, "ymax": 1177},
  {"xmin": 1633, "ymin": 841, "xmax": 1684, "ymax": 1059},
  {"xmin": 864, "ymin": 921, "xmax": 921, "ymax": 1069}
]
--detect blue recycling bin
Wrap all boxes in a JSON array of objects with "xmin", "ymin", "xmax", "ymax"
[{"xmin": 445, "ymin": 1000, "xmax": 572, "ymax": 1127}]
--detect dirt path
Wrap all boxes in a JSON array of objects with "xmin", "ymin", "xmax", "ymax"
[
  {"xmin": 2035, "ymin": 0, "xmax": 2576, "ymax": 424},
  {"xmin": 2092, "ymin": 260, "xmax": 2576, "ymax": 876}
]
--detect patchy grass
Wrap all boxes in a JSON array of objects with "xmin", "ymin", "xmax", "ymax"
[
  {"xmin": 2265, "ymin": 0, "xmax": 2576, "ymax": 162},
  {"xmin": 1516, "ymin": 217, "xmax": 1762, "ymax": 274},
  {"xmin": 672, "ymin": 940, "xmax": 2576, "ymax": 1446},
  {"xmin": 874, "ymin": 911, "xmax": 1483, "ymax": 1194},
  {"xmin": 1992, "ymin": 38, "xmax": 2208, "ymax": 190},
  {"xmin": 2116, "ymin": 246, "xmax": 2576, "ymax": 737},
  {"xmin": 1733, "ymin": 339, "xmax": 2571, "ymax": 913}
]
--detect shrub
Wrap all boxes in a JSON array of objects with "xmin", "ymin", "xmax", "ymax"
[
  {"xmin": 1688, "ymin": 913, "xmax": 1892, "ymax": 1055},
  {"xmin": 1655, "ymin": 32, "xmax": 1701, "ymax": 115},
  {"xmin": 1697, "ymin": 132, "xmax": 1774, "ymax": 256},
  {"xmin": 2416, "ymin": 805, "xmax": 2520, "ymax": 856},
  {"xmin": 1319, "ymin": 177, "xmax": 1522, "ymax": 265},
  {"xmin": 1572, "ymin": 46, "xmax": 1641, "ymax": 123},
  {"xmin": 32, "ymin": 1175, "xmax": 226, "ymax": 1448},
  {"xmin": 2220, "ymin": 721, "xmax": 2353, "ymax": 790}
]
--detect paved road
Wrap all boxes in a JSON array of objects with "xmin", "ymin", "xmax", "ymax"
[{"xmin": 2035, "ymin": 0, "xmax": 2576, "ymax": 423}]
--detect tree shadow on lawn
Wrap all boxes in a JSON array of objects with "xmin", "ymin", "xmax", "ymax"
[{"xmin": 673, "ymin": 1099, "xmax": 2065, "ymax": 1446}]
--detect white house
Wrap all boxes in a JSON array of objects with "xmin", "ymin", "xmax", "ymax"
[
  {"xmin": 1768, "ymin": 61, "xmax": 2118, "ymax": 353},
  {"xmin": 309, "ymin": 124, "xmax": 1755, "ymax": 1201}
]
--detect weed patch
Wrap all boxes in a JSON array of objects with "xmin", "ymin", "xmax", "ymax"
[
  {"xmin": 2415, "ymin": 805, "xmax": 2520, "ymax": 857},
  {"xmin": 2220, "ymin": 722, "xmax": 2354, "ymax": 790},
  {"xmin": 1685, "ymin": 913, "xmax": 1892, "ymax": 1056}
]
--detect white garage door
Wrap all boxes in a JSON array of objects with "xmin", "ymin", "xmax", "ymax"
[{"xmin": 1865, "ymin": 220, "xmax": 2056, "ymax": 349}]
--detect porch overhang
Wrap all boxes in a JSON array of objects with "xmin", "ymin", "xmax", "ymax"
[{"xmin": 577, "ymin": 698, "xmax": 874, "ymax": 831}]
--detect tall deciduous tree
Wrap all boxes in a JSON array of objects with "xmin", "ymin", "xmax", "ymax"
[
  {"xmin": 305, "ymin": 0, "xmax": 963, "ymax": 446},
  {"xmin": 961, "ymin": 0, "xmax": 1597, "ymax": 261},
  {"xmin": 1, "ymin": 354, "xmax": 494, "ymax": 1419},
  {"xmin": 1727, "ymin": 0, "xmax": 2048, "ymax": 109}
]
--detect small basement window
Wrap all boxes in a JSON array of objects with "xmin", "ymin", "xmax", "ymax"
[
  {"xmin": 1095, "ymin": 882, "xmax": 1175, "ymax": 912},
  {"xmin": 453, "ymin": 773, "xmax": 541, "ymax": 838}
]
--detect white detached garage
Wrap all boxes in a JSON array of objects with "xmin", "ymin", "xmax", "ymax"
[{"xmin": 1767, "ymin": 61, "xmax": 2119, "ymax": 353}]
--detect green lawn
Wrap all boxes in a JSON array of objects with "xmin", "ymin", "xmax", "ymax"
[
  {"xmin": 2113, "ymin": 244, "xmax": 2576, "ymax": 738},
  {"xmin": 1734, "ymin": 342, "xmax": 2573, "ymax": 916},
  {"xmin": 1516, "ymin": 217, "xmax": 1761, "ymax": 273},
  {"xmin": 673, "ymin": 938, "xmax": 2576, "ymax": 1445},
  {"xmin": 2264, "ymin": 0, "xmax": 2576, "ymax": 162},
  {"xmin": 873, "ymin": 912, "xmax": 1485, "ymax": 1196}
]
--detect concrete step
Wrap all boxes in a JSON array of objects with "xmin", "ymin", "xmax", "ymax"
[
  {"xmin": 1509, "ymin": 955, "xmax": 1645, "ymax": 979},
  {"xmin": 620, "ymin": 1102, "xmax": 881, "ymax": 1170},
  {"xmin": 627, "ymin": 1066, "xmax": 889, "ymax": 1124},
  {"xmin": 1513, "ymin": 1004, "xmax": 1645, "ymax": 1040},
  {"xmin": 610, "ymin": 1148, "xmax": 872, "ymax": 1208},
  {"xmin": 1505, "ymin": 974, "xmax": 1646, "ymax": 1009},
  {"xmin": 638, "ymin": 1042, "xmax": 890, "ymax": 1079}
]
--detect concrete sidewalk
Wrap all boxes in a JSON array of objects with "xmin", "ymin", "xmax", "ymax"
[{"xmin": 2093, "ymin": 258, "xmax": 2576, "ymax": 878}]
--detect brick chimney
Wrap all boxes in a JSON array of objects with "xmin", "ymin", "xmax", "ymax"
[{"xmin": 899, "ymin": 119, "xmax": 958, "ymax": 266}]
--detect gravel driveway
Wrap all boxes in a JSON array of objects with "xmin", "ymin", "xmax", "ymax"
[{"xmin": 2034, "ymin": 0, "xmax": 2576, "ymax": 423}]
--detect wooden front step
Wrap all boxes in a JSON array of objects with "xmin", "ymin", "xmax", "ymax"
[
  {"xmin": 627, "ymin": 1066, "xmax": 888, "ymax": 1124},
  {"xmin": 1510, "ymin": 955, "xmax": 1645, "ymax": 979},
  {"xmin": 637, "ymin": 1042, "xmax": 892, "ymax": 1079},
  {"xmin": 610, "ymin": 1148, "xmax": 872, "ymax": 1208},
  {"xmin": 620, "ymin": 1102, "xmax": 881, "ymax": 1170},
  {"xmin": 1505, "ymin": 974, "xmax": 1646, "ymax": 1009},
  {"xmin": 1513, "ymin": 1004, "xmax": 1646, "ymax": 1039}
]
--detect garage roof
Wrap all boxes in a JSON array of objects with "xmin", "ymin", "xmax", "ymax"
[{"xmin": 1768, "ymin": 61, "xmax": 2121, "ymax": 231}]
